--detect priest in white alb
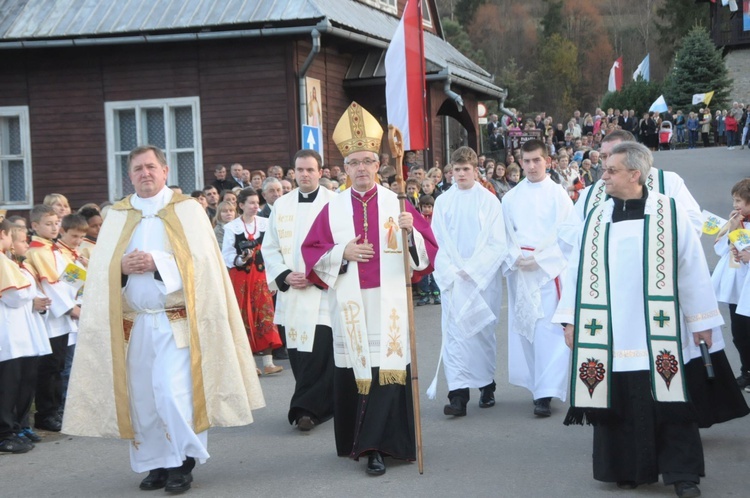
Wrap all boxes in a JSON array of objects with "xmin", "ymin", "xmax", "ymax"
[
  {"xmin": 301, "ymin": 102, "xmax": 438, "ymax": 476},
  {"xmin": 262, "ymin": 149, "xmax": 336, "ymax": 432},
  {"xmin": 63, "ymin": 145, "xmax": 265, "ymax": 493},
  {"xmin": 554, "ymin": 142, "xmax": 747, "ymax": 497},
  {"xmin": 428, "ymin": 146, "xmax": 506, "ymax": 417},
  {"xmin": 502, "ymin": 139, "xmax": 579, "ymax": 417}
]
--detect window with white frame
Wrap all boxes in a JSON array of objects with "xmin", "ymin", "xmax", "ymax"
[
  {"xmin": 0, "ymin": 106, "xmax": 32, "ymax": 209},
  {"xmin": 105, "ymin": 97, "xmax": 203, "ymax": 200},
  {"xmin": 363, "ymin": 0, "xmax": 397, "ymax": 15},
  {"xmin": 423, "ymin": 3, "xmax": 433, "ymax": 27}
]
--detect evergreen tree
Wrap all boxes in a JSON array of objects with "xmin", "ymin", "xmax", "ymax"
[
  {"xmin": 655, "ymin": 0, "xmax": 709, "ymax": 61},
  {"xmin": 662, "ymin": 27, "xmax": 732, "ymax": 111},
  {"xmin": 601, "ymin": 80, "xmax": 663, "ymax": 117},
  {"xmin": 454, "ymin": 0, "xmax": 485, "ymax": 27},
  {"xmin": 442, "ymin": 17, "xmax": 486, "ymax": 67},
  {"xmin": 497, "ymin": 58, "xmax": 536, "ymax": 111},
  {"xmin": 540, "ymin": 0, "xmax": 563, "ymax": 38}
]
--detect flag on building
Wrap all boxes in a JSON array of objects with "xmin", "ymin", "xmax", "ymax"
[
  {"xmin": 607, "ymin": 57, "xmax": 623, "ymax": 92},
  {"xmin": 649, "ymin": 95, "xmax": 668, "ymax": 113},
  {"xmin": 633, "ymin": 54, "xmax": 650, "ymax": 82},
  {"xmin": 692, "ymin": 91, "xmax": 715, "ymax": 106},
  {"xmin": 385, "ymin": 0, "xmax": 427, "ymax": 151}
]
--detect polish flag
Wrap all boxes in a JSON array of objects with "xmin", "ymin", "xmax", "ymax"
[
  {"xmin": 607, "ymin": 57, "xmax": 623, "ymax": 92},
  {"xmin": 385, "ymin": 0, "xmax": 427, "ymax": 151}
]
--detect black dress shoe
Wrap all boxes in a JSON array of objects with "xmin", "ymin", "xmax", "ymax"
[
  {"xmin": 533, "ymin": 397, "xmax": 552, "ymax": 417},
  {"xmin": 479, "ymin": 386, "xmax": 496, "ymax": 408},
  {"xmin": 164, "ymin": 472, "xmax": 193, "ymax": 493},
  {"xmin": 139, "ymin": 469, "xmax": 168, "ymax": 490},
  {"xmin": 272, "ymin": 347, "xmax": 289, "ymax": 360},
  {"xmin": 443, "ymin": 397, "xmax": 467, "ymax": 417},
  {"xmin": 674, "ymin": 481, "xmax": 701, "ymax": 498},
  {"xmin": 366, "ymin": 452, "xmax": 386, "ymax": 476},
  {"xmin": 34, "ymin": 416, "xmax": 62, "ymax": 432},
  {"xmin": 297, "ymin": 416, "xmax": 315, "ymax": 432}
]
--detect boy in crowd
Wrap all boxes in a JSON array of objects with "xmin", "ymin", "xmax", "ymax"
[
  {"xmin": 54, "ymin": 214, "xmax": 89, "ymax": 407},
  {"xmin": 25, "ymin": 206, "xmax": 80, "ymax": 432},
  {"xmin": 416, "ymin": 195, "xmax": 439, "ymax": 306}
]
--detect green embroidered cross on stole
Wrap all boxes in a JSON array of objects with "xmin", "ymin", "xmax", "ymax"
[{"xmin": 571, "ymin": 196, "xmax": 688, "ymax": 410}]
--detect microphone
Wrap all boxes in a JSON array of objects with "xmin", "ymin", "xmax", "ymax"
[{"xmin": 699, "ymin": 340, "xmax": 715, "ymax": 380}]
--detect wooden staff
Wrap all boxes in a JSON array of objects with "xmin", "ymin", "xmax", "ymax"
[{"xmin": 388, "ymin": 124, "xmax": 424, "ymax": 474}]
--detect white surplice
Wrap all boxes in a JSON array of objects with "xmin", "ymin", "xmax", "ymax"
[
  {"xmin": 502, "ymin": 176, "xmax": 578, "ymax": 400},
  {"xmin": 124, "ymin": 188, "xmax": 209, "ymax": 473},
  {"xmin": 431, "ymin": 183, "xmax": 507, "ymax": 392},
  {"xmin": 262, "ymin": 187, "xmax": 335, "ymax": 343},
  {"xmin": 0, "ymin": 261, "xmax": 51, "ymax": 362},
  {"xmin": 576, "ymin": 168, "xmax": 703, "ymax": 234},
  {"xmin": 554, "ymin": 194, "xmax": 725, "ymax": 372},
  {"xmin": 712, "ymin": 231, "xmax": 744, "ymax": 305}
]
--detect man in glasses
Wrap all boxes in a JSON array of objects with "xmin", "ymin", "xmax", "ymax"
[{"xmin": 302, "ymin": 102, "xmax": 437, "ymax": 476}]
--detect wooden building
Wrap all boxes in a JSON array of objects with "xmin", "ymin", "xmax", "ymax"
[
  {"xmin": 701, "ymin": 0, "xmax": 750, "ymax": 103},
  {"xmin": 0, "ymin": 0, "xmax": 504, "ymax": 211}
]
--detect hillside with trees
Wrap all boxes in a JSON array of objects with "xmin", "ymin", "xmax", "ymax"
[{"xmin": 436, "ymin": 0, "xmax": 710, "ymax": 118}]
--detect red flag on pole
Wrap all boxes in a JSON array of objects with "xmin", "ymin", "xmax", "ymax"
[
  {"xmin": 607, "ymin": 57, "xmax": 623, "ymax": 92},
  {"xmin": 385, "ymin": 0, "xmax": 427, "ymax": 154}
]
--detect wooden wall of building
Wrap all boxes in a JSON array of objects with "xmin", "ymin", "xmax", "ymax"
[{"xmin": 0, "ymin": 37, "xmax": 360, "ymax": 209}]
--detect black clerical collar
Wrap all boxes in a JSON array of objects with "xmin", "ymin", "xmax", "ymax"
[
  {"xmin": 298, "ymin": 186, "xmax": 320, "ymax": 203},
  {"xmin": 612, "ymin": 186, "xmax": 648, "ymax": 223}
]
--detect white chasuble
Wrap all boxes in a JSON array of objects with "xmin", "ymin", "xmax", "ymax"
[
  {"xmin": 429, "ymin": 183, "xmax": 507, "ymax": 395},
  {"xmin": 263, "ymin": 187, "xmax": 334, "ymax": 352}
]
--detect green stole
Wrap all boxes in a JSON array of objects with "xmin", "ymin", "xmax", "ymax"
[{"xmin": 570, "ymin": 195, "xmax": 688, "ymax": 413}]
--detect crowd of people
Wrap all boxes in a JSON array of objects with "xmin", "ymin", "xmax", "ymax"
[{"xmin": 1, "ymin": 101, "xmax": 750, "ymax": 498}]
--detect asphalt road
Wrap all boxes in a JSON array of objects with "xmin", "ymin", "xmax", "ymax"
[{"xmin": 2, "ymin": 147, "xmax": 749, "ymax": 497}]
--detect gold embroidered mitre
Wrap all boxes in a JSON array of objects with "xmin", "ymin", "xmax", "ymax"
[{"xmin": 332, "ymin": 102, "xmax": 383, "ymax": 158}]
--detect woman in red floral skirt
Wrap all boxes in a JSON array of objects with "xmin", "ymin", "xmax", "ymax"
[{"xmin": 222, "ymin": 188, "xmax": 283, "ymax": 375}]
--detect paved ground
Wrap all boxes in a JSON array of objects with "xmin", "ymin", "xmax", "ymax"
[{"xmin": 2, "ymin": 147, "xmax": 749, "ymax": 497}]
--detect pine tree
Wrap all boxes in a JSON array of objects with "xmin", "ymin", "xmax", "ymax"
[
  {"xmin": 662, "ymin": 27, "xmax": 732, "ymax": 111},
  {"xmin": 540, "ymin": 0, "xmax": 563, "ymax": 38},
  {"xmin": 655, "ymin": 0, "xmax": 709, "ymax": 61}
]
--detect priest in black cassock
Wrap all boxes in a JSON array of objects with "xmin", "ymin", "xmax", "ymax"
[
  {"xmin": 554, "ymin": 142, "xmax": 748, "ymax": 498},
  {"xmin": 302, "ymin": 102, "xmax": 438, "ymax": 476},
  {"xmin": 262, "ymin": 149, "xmax": 337, "ymax": 431}
]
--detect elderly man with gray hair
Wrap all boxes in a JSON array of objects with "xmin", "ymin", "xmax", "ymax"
[
  {"xmin": 258, "ymin": 177, "xmax": 283, "ymax": 218},
  {"xmin": 554, "ymin": 141, "xmax": 748, "ymax": 497}
]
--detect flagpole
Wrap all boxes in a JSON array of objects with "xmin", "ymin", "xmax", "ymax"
[{"xmin": 388, "ymin": 124, "xmax": 425, "ymax": 475}]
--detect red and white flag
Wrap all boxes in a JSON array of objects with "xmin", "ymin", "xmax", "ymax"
[
  {"xmin": 385, "ymin": 0, "xmax": 427, "ymax": 151},
  {"xmin": 607, "ymin": 57, "xmax": 623, "ymax": 92}
]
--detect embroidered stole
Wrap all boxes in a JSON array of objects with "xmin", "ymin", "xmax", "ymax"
[
  {"xmin": 571, "ymin": 196, "xmax": 688, "ymax": 409},
  {"xmin": 274, "ymin": 190, "xmax": 330, "ymax": 352},
  {"xmin": 328, "ymin": 186, "xmax": 409, "ymax": 395},
  {"xmin": 583, "ymin": 169, "xmax": 665, "ymax": 218}
]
